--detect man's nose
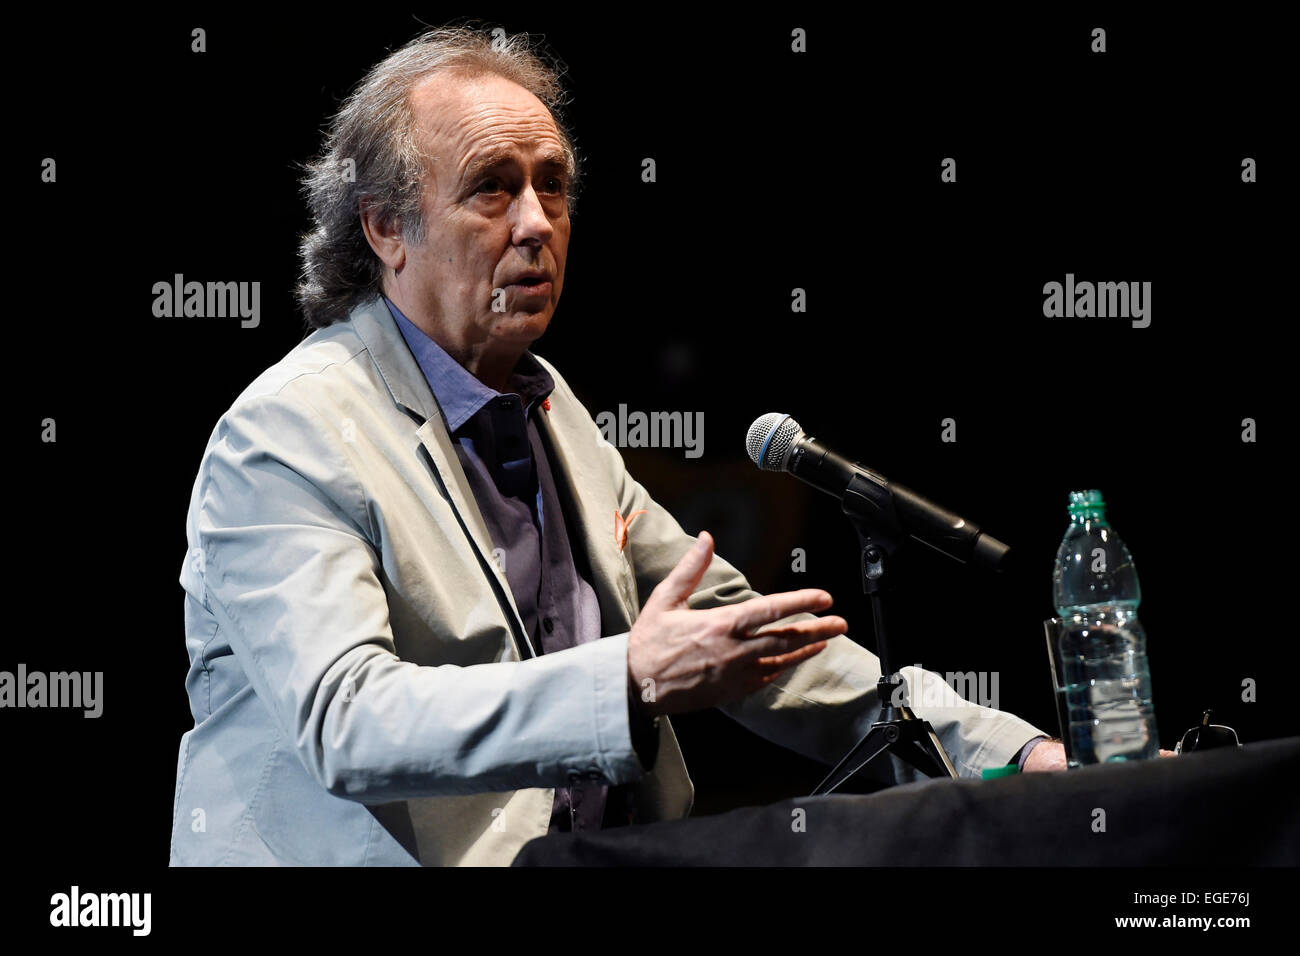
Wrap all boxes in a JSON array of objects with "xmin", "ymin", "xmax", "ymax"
[{"xmin": 510, "ymin": 184, "xmax": 554, "ymax": 246}]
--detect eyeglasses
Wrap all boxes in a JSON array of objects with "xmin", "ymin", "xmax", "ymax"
[{"xmin": 1175, "ymin": 710, "xmax": 1241, "ymax": 754}]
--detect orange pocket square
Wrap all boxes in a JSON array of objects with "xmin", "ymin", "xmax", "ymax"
[{"xmin": 614, "ymin": 509, "xmax": 647, "ymax": 553}]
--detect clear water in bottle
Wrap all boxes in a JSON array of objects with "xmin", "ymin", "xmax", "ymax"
[{"xmin": 1052, "ymin": 490, "xmax": 1159, "ymax": 766}]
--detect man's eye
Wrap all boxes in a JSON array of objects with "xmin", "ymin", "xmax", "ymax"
[
  {"xmin": 543, "ymin": 177, "xmax": 566, "ymax": 194},
  {"xmin": 475, "ymin": 179, "xmax": 502, "ymax": 194}
]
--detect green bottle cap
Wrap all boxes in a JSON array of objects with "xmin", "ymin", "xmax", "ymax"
[
  {"xmin": 1067, "ymin": 489, "xmax": 1107, "ymax": 522},
  {"xmin": 981, "ymin": 764, "xmax": 1020, "ymax": 780}
]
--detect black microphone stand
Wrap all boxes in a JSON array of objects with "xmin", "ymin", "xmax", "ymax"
[{"xmin": 810, "ymin": 472, "xmax": 959, "ymax": 795}]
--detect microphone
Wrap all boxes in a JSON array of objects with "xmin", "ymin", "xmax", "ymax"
[{"xmin": 745, "ymin": 413, "xmax": 1011, "ymax": 570}]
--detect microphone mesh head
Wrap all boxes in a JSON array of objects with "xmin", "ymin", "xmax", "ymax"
[{"xmin": 745, "ymin": 413, "xmax": 801, "ymax": 470}]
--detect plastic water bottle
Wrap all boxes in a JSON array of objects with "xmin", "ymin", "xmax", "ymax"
[{"xmin": 1052, "ymin": 490, "xmax": 1159, "ymax": 766}]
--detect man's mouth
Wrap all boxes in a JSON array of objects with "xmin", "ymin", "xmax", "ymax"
[
  {"xmin": 504, "ymin": 273, "xmax": 553, "ymax": 297},
  {"xmin": 507, "ymin": 272, "xmax": 551, "ymax": 286}
]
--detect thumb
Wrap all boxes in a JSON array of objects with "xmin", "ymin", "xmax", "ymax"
[{"xmin": 646, "ymin": 531, "xmax": 714, "ymax": 612}]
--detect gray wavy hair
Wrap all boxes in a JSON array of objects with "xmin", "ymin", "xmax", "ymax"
[{"xmin": 295, "ymin": 26, "xmax": 581, "ymax": 329}]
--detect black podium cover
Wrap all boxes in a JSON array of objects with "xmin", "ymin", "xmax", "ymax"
[{"xmin": 513, "ymin": 736, "xmax": 1300, "ymax": 866}]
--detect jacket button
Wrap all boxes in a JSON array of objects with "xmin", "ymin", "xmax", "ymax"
[{"xmin": 542, "ymin": 616, "xmax": 554, "ymax": 634}]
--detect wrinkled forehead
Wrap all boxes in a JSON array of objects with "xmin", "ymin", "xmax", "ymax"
[{"xmin": 408, "ymin": 70, "xmax": 566, "ymax": 175}]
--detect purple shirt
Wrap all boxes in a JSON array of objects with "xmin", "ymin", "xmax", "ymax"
[{"xmin": 386, "ymin": 297, "xmax": 622, "ymax": 833}]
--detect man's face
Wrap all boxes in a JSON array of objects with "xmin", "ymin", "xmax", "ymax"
[{"xmin": 398, "ymin": 70, "xmax": 571, "ymax": 350}]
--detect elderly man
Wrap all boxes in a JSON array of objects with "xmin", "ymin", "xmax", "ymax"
[{"xmin": 169, "ymin": 27, "xmax": 1062, "ymax": 867}]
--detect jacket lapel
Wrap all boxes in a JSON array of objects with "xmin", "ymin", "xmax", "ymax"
[
  {"xmin": 348, "ymin": 296, "xmax": 638, "ymax": 651},
  {"xmin": 349, "ymin": 298, "xmax": 532, "ymax": 658}
]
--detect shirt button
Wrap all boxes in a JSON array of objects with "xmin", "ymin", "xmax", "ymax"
[{"xmin": 542, "ymin": 616, "xmax": 554, "ymax": 634}]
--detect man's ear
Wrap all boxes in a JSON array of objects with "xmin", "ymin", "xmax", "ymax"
[{"xmin": 359, "ymin": 199, "xmax": 407, "ymax": 273}]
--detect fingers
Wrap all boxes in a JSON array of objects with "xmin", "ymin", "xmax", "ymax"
[
  {"xmin": 743, "ymin": 625, "xmax": 838, "ymax": 662},
  {"xmin": 755, "ymin": 641, "xmax": 828, "ymax": 669},
  {"xmin": 747, "ymin": 616, "xmax": 848, "ymax": 644},
  {"xmin": 729, "ymin": 589, "xmax": 834, "ymax": 633},
  {"xmin": 644, "ymin": 531, "xmax": 715, "ymax": 613},
  {"xmin": 737, "ymin": 642, "xmax": 828, "ymax": 696}
]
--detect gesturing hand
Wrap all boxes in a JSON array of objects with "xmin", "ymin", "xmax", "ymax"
[{"xmin": 627, "ymin": 531, "xmax": 848, "ymax": 717}]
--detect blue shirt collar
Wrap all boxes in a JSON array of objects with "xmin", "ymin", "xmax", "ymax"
[{"xmin": 384, "ymin": 296, "xmax": 554, "ymax": 433}]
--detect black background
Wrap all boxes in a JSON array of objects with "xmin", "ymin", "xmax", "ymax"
[{"xmin": 8, "ymin": 4, "xmax": 1293, "ymax": 924}]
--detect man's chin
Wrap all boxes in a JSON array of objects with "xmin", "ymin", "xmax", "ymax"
[{"xmin": 492, "ymin": 310, "xmax": 553, "ymax": 343}]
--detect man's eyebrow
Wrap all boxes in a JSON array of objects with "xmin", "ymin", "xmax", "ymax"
[{"xmin": 462, "ymin": 148, "xmax": 571, "ymax": 181}]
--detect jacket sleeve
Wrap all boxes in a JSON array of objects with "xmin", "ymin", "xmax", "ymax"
[
  {"xmin": 548, "ymin": 373, "xmax": 1048, "ymax": 781},
  {"xmin": 192, "ymin": 388, "xmax": 646, "ymax": 803}
]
